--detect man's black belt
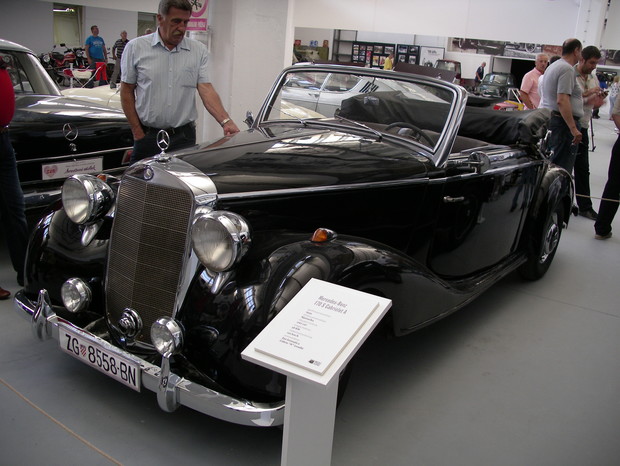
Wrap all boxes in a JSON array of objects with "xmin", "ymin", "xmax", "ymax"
[
  {"xmin": 551, "ymin": 110, "xmax": 582, "ymax": 121},
  {"xmin": 142, "ymin": 122, "xmax": 194, "ymax": 135}
]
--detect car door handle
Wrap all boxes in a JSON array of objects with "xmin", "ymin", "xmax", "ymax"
[{"xmin": 443, "ymin": 196, "xmax": 465, "ymax": 203}]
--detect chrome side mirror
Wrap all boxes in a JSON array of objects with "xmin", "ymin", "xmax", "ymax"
[
  {"xmin": 447, "ymin": 151, "xmax": 490, "ymax": 174},
  {"xmin": 468, "ymin": 151, "xmax": 490, "ymax": 174},
  {"xmin": 244, "ymin": 110, "xmax": 254, "ymax": 128}
]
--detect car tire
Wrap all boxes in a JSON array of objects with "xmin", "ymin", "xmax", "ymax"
[{"xmin": 518, "ymin": 203, "xmax": 563, "ymax": 280}]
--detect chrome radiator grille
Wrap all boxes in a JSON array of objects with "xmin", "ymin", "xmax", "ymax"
[{"xmin": 106, "ymin": 174, "xmax": 193, "ymax": 344}]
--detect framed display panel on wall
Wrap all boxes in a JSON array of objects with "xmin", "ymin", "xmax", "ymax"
[
  {"xmin": 351, "ymin": 41, "xmax": 397, "ymax": 68},
  {"xmin": 396, "ymin": 44, "xmax": 418, "ymax": 66}
]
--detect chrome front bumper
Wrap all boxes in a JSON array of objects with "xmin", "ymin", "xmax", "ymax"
[{"xmin": 14, "ymin": 289, "xmax": 285, "ymax": 427}]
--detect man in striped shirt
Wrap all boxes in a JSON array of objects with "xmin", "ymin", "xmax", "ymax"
[
  {"xmin": 109, "ymin": 30, "xmax": 128, "ymax": 89},
  {"xmin": 121, "ymin": 0, "xmax": 239, "ymax": 162}
]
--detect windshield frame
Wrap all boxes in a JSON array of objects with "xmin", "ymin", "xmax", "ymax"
[{"xmin": 253, "ymin": 64, "xmax": 467, "ymax": 168}]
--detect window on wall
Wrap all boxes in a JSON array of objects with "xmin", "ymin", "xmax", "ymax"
[{"xmin": 53, "ymin": 3, "xmax": 82, "ymax": 47}]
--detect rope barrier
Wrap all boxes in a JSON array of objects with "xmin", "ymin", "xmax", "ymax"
[{"xmin": 575, "ymin": 193, "xmax": 620, "ymax": 204}]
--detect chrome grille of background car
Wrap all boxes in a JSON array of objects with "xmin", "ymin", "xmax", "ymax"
[{"xmin": 106, "ymin": 174, "xmax": 193, "ymax": 345}]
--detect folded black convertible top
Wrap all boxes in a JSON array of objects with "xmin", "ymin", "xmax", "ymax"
[{"xmin": 339, "ymin": 91, "xmax": 551, "ymax": 146}]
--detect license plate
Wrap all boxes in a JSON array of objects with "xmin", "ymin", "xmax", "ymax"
[
  {"xmin": 41, "ymin": 157, "xmax": 103, "ymax": 180},
  {"xmin": 59, "ymin": 322, "xmax": 141, "ymax": 391}
]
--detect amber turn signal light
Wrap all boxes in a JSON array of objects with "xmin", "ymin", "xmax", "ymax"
[{"xmin": 311, "ymin": 228, "xmax": 337, "ymax": 243}]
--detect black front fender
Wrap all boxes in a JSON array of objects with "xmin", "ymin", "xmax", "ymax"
[{"xmin": 179, "ymin": 234, "xmax": 466, "ymax": 401}]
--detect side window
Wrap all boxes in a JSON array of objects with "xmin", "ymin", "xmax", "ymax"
[
  {"xmin": 1, "ymin": 53, "xmax": 33, "ymax": 94},
  {"xmin": 283, "ymin": 72, "xmax": 328, "ymax": 90},
  {"xmin": 323, "ymin": 74, "xmax": 360, "ymax": 92}
]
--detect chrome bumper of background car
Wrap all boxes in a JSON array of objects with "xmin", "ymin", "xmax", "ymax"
[{"xmin": 13, "ymin": 289, "xmax": 285, "ymax": 427}]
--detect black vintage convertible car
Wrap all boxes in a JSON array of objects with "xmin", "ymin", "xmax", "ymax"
[
  {"xmin": 15, "ymin": 64, "xmax": 572, "ymax": 427},
  {"xmin": 0, "ymin": 38, "xmax": 132, "ymax": 212}
]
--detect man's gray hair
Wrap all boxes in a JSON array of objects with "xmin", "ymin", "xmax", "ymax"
[{"xmin": 158, "ymin": 0, "xmax": 192, "ymax": 16}]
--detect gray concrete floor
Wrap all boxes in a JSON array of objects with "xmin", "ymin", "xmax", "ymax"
[{"xmin": 1, "ymin": 115, "xmax": 619, "ymax": 466}]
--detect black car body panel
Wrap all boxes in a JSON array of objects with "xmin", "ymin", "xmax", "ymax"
[
  {"xmin": 1, "ymin": 38, "xmax": 132, "ymax": 211},
  {"xmin": 11, "ymin": 95, "xmax": 132, "ymax": 184},
  {"xmin": 15, "ymin": 64, "xmax": 573, "ymax": 426}
]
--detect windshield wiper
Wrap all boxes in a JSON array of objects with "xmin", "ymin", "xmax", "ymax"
[
  {"xmin": 335, "ymin": 115, "xmax": 382, "ymax": 141},
  {"xmin": 280, "ymin": 107, "xmax": 308, "ymax": 126}
]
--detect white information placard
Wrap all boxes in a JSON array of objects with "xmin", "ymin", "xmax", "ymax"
[{"xmin": 244, "ymin": 278, "xmax": 391, "ymax": 384}]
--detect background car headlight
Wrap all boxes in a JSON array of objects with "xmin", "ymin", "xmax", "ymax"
[
  {"xmin": 62, "ymin": 174, "xmax": 114, "ymax": 224},
  {"xmin": 192, "ymin": 211, "xmax": 251, "ymax": 272},
  {"xmin": 61, "ymin": 278, "xmax": 92, "ymax": 313},
  {"xmin": 151, "ymin": 318, "xmax": 184, "ymax": 357}
]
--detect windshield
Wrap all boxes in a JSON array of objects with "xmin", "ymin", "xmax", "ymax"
[
  {"xmin": 482, "ymin": 74, "xmax": 508, "ymax": 85},
  {"xmin": 0, "ymin": 50, "xmax": 61, "ymax": 96},
  {"xmin": 436, "ymin": 61, "xmax": 456, "ymax": 72},
  {"xmin": 261, "ymin": 67, "xmax": 457, "ymax": 153}
]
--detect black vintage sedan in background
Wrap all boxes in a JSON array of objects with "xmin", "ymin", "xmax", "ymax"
[
  {"xmin": 1, "ymin": 38, "xmax": 132, "ymax": 212},
  {"xmin": 15, "ymin": 64, "xmax": 572, "ymax": 427}
]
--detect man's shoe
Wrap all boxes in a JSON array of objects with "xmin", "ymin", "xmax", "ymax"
[
  {"xmin": 579, "ymin": 208, "xmax": 598, "ymax": 220},
  {"xmin": 0, "ymin": 287, "xmax": 10, "ymax": 300},
  {"xmin": 595, "ymin": 232, "xmax": 612, "ymax": 240},
  {"xmin": 110, "ymin": 82, "xmax": 116, "ymax": 89}
]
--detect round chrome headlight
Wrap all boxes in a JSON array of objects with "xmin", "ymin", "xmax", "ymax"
[
  {"xmin": 191, "ymin": 211, "xmax": 251, "ymax": 272},
  {"xmin": 151, "ymin": 318, "xmax": 184, "ymax": 358},
  {"xmin": 61, "ymin": 278, "xmax": 92, "ymax": 313},
  {"xmin": 62, "ymin": 174, "xmax": 114, "ymax": 224}
]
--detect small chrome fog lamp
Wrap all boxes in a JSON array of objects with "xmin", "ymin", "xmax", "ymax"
[
  {"xmin": 151, "ymin": 318, "xmax": 184, "ymax": 358},
  {"xmin": 60, "ymin": 278, "xmax": 92, "ymax": 313},
  {"xmin": 62, "ymin": 174, "xmax": 114, "ymax": 224}
]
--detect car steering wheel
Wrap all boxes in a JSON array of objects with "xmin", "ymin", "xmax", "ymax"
[{"xmin": 385, "ymin": 121, "xmax": 434, "ymax": 146}]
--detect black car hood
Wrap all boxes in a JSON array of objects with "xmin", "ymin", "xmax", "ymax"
[
  {"xmin": 12, "ymin": 94, "xmax": 126, "ymax": 124},
  {"xmin": 179, "ymin": 125, "xmax": 430, "ymax": 195},
  {"xmin": 10, "ymin": 95, "xmax": 132, "ymax": 161}
]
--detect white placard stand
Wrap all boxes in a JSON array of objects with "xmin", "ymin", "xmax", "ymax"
[{"xmin": 242, "ymin": 278, "xmax": 392, "ymax": 466}]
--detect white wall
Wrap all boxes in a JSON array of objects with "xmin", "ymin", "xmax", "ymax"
[
  {"xmin": 83, "ymin": 7, "xmax": 139, "ymax": 47},
  {"xmin": 295, "ymin": 27, "xmax": 333, "ymax": 46},
  {"xmin": 0, "ymin": 1, "xmax": 140, "ymax": 55},
  {"xmin": 0, "ymin": 1, "xmax": 54, "ymax": 55},
  {"xmin": 203, "ymin": 0, "xmax": 292, "ymax": 142},
  {"xmin": 357, "ymin": 31, "xmax": 415, "ymax": 45},
  {"xmin": 45, "ymin": 0, "xmax": 158, "ymax": 13},
  {"xmin": 293, "ymin": 0, "xmax": 607, "ymax": 47},
  {"xmin": 601, "ymin": 0, "xmax": 620, "ymax": 49}
]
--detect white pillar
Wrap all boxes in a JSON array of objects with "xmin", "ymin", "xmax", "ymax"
[
  {"xmin": 281, "ymin": 377, "xmax": 339, "ymax": 466},
  {"xmin": 196, "ymin": 0, "xmax": 294, "ymax": 143}
]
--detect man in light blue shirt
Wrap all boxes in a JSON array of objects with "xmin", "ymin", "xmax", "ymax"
[{"xmin": 121, "ymin": 0, "xmax": 239, "ymax": 162}]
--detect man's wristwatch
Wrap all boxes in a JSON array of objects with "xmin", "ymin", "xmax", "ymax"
[{"xmin": 220, "ymin": 117, "xmax": 231, "ymax": 127}]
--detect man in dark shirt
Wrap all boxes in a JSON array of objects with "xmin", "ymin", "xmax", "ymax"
[
  {"xmin": 475, "ymin": 61, "xmax": 486, "ymax": 89},
  {"xmin": 110, "ymin": 30, "xmax": 129, "ymax": 89}
]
